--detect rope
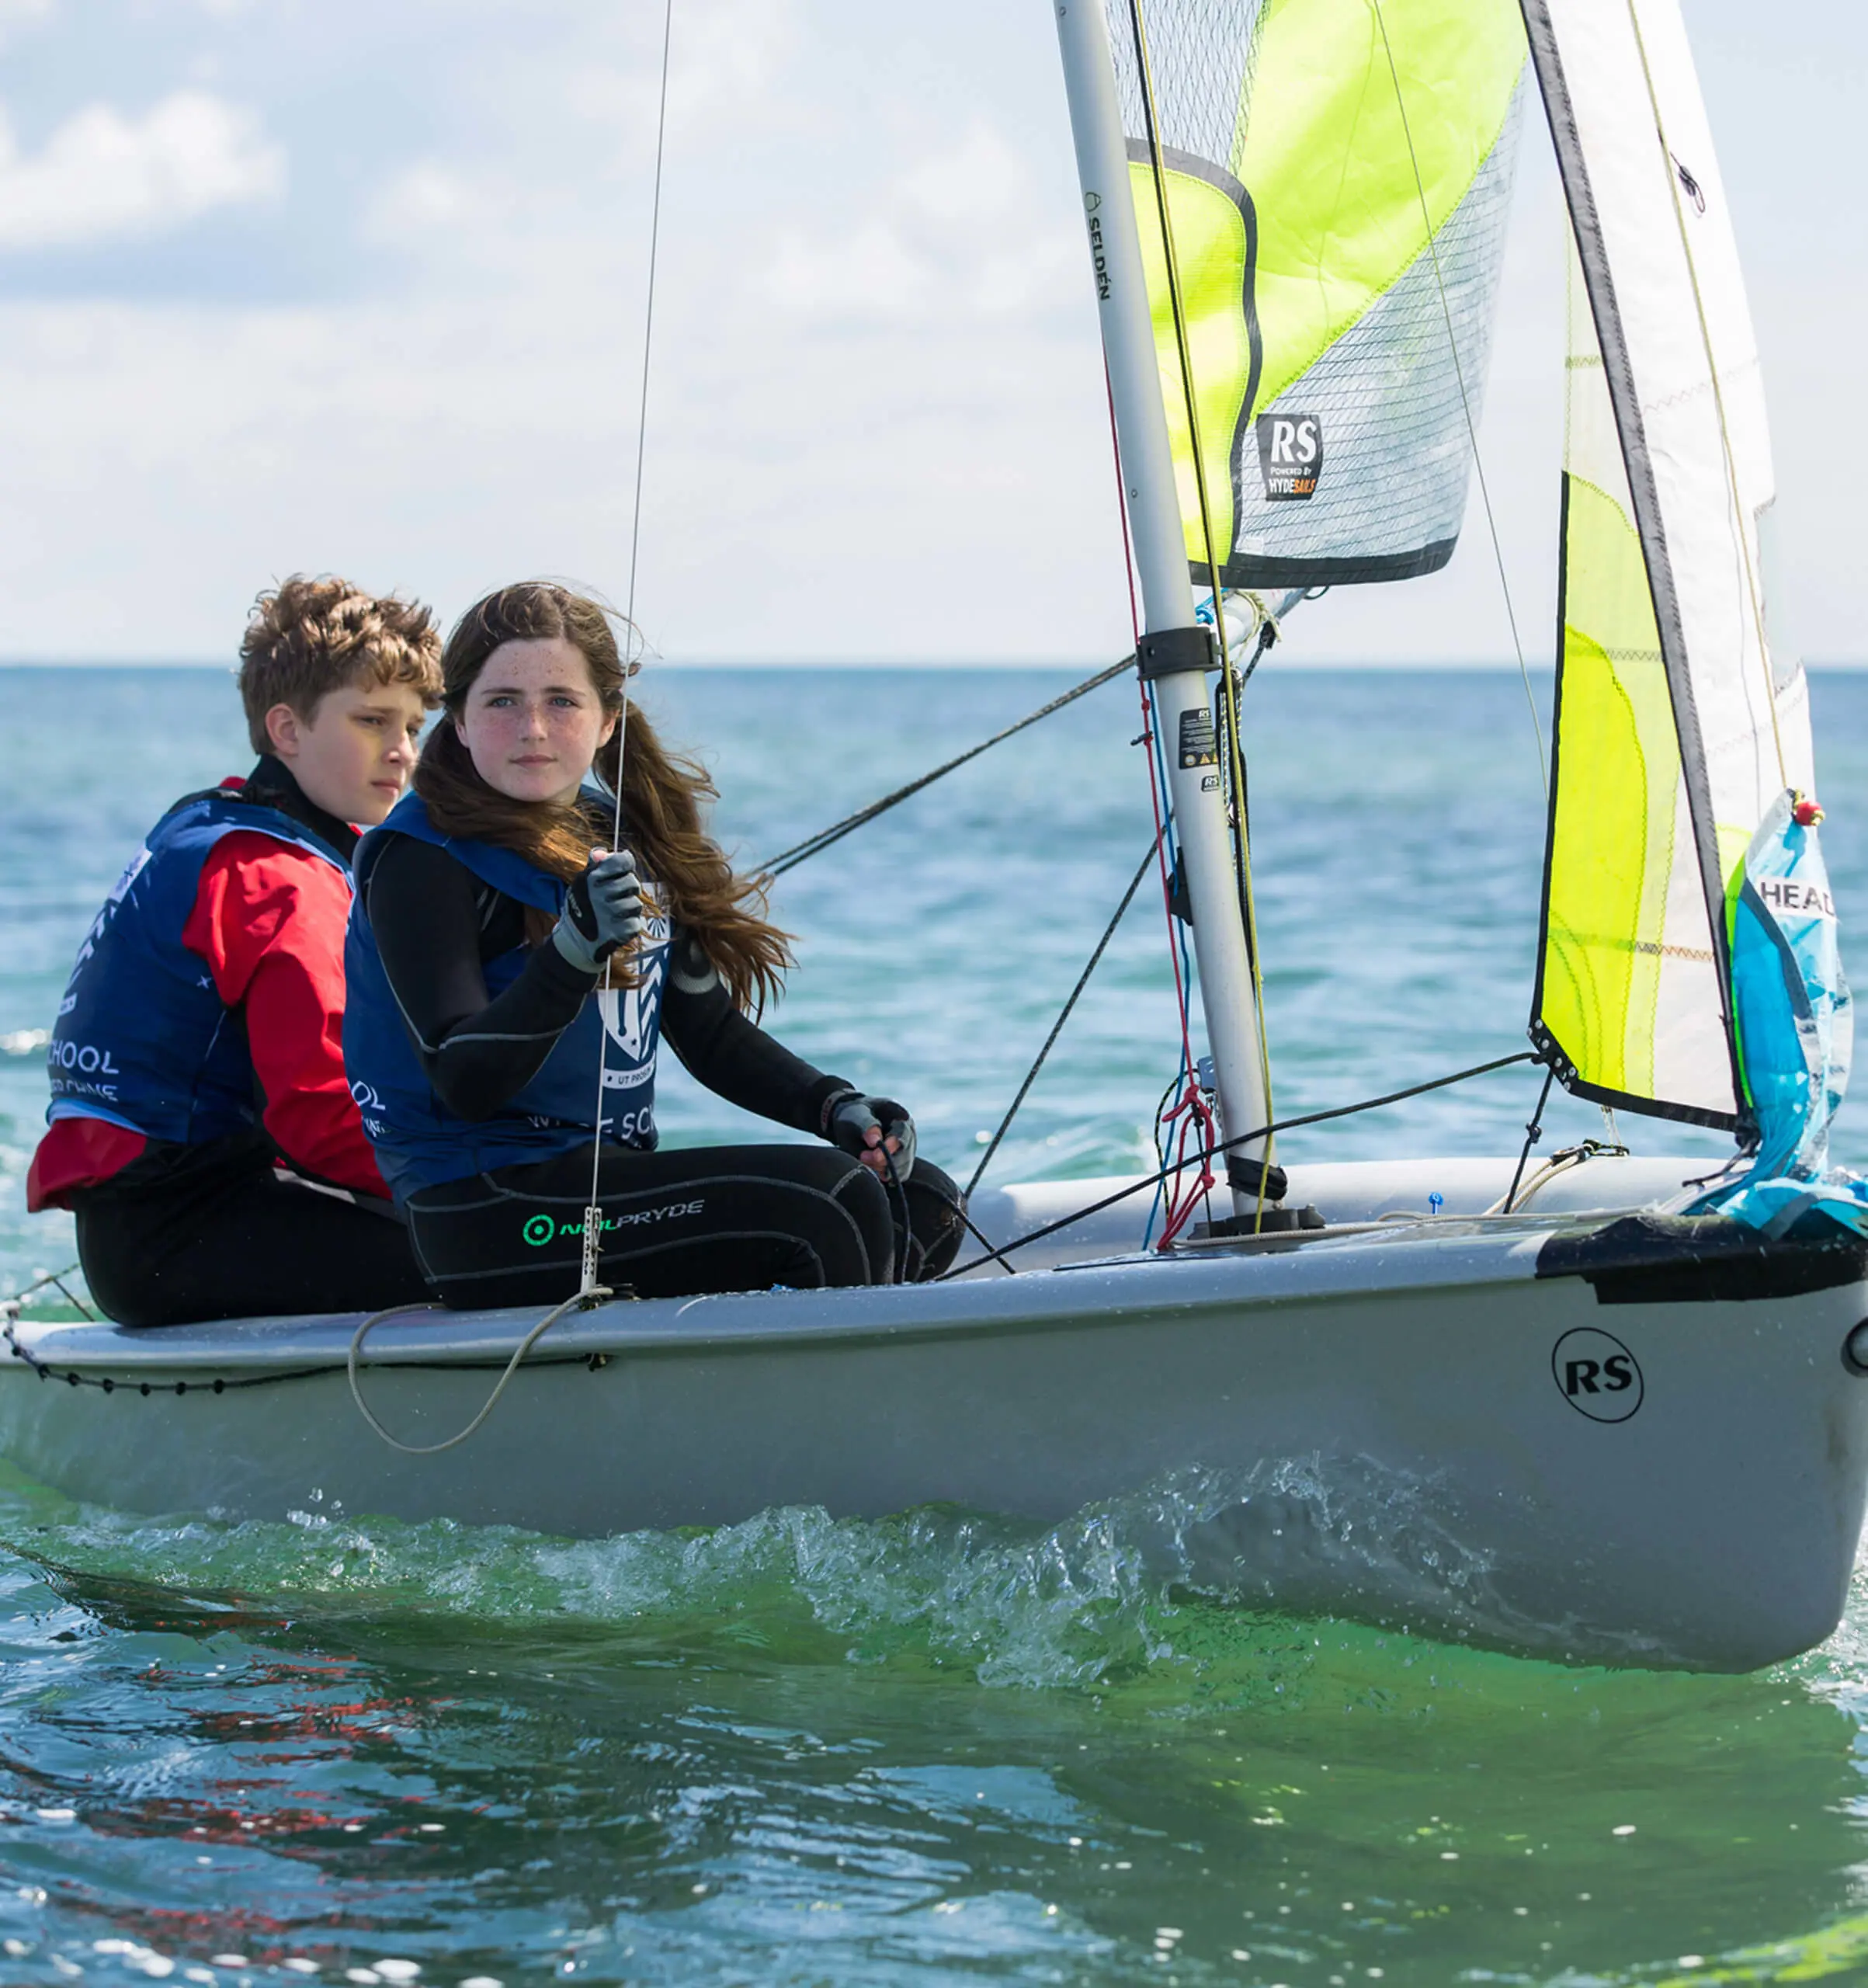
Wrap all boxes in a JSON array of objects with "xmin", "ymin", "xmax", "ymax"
[
  {"xmin": 958, "ymin": 1206, "xmax": 1016, "ymax": 1275},
  {"xmin": 1125, "ymin": 0, "xmax": 1279, "ymax": 1229},
  {"xmin": 1233, "ymin": 617, "xmax": 1276, "ymax": 697},
  {"xmin": 938, "ymin": 1051, "xmax": 1539, "ymax": 1278},
  {"xmin": 347, "ymin": 1292, "xmax": 608, "ymax": 1456},
  {"xmin": 1501, "ymin": 1063, "xmax": 1556, "ymax": 1214},
  {"xmin": 1368, "ymin": 0, "xmax": 1547, "ymax": 801},
  {"xmin": 1486, "ymin": 1135, "xmax": 1629, "ymax": 1217},
  {"xmin": 580, "ymin": 0, "xmax": 674, "ymax": 1298},
  {"xmin": 1, "ymin": 1265, "xmax": 614, "ymax": 1427},
  {"xmin": 759, "ymin": 659, "xmax": 1133, "ymax": 878},
  {"xmin": 3, "ymin": 1319, "xmax": 334, "ymax": 1395},
  {"xmin": 1099, "ymin": 354, "xmax": 1213, "ymax": 1253},
  {"xmin": 964, "ymin": 832, "xmax": 1162, "ymax": 1200},
  {"xmin": 1, "ymin": 1262, "xmax": 92, "ymax": 1320},
  {"xmin": 1102, "ymin": 342, "xmax": 1226, "ymax": 1249}
]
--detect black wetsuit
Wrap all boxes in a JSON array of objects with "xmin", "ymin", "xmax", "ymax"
[
  {"xmin": 362, "ymin": 835, "xmax": 963, "ymax": 1309},
  {"xmin": 71, "ymin": 760, "xmax": 432, "ymax": 1329}
]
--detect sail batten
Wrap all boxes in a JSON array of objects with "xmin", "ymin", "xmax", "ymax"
[{"xmin": 1525, "ymin": 0, "xmax": 1814, "ymax": 1132}]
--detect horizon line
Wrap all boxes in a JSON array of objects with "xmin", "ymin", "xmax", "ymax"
[{"xmin": 3, "ymin": 654, "xmax": 1866, "ymax": 673}]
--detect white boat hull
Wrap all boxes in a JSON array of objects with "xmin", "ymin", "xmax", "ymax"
[{"xmin": 5, "ymin": 1157, "xmax": 1866, "ymax": 1672}]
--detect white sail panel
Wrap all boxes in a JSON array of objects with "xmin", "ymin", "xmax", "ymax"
[
  {"xmin": 1533, "ymin": 235, "xmax": 1734, "ymax": 1121},
  {"xmin": 1523, "ymin": 0, "xmax": 1814, "ymax": 1129}
]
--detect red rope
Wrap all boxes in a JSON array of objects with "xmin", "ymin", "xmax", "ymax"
[{"xmin": 1099, "ymin": 360, "xmax": 1217, "ymax": 1246}]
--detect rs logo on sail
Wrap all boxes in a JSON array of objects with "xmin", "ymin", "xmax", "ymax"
[{"xmin": 1255, "ymin": 414, "xmax": 1323, "ymax": 500}]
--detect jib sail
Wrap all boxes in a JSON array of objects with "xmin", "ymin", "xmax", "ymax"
[
  {"xmin": 1524, "ymin": 0, "xmax": 1814, "ymax": 1130},
  {"xmin": 1102, "ymin": 0, "xmax": 1527, "ymax": 586}
]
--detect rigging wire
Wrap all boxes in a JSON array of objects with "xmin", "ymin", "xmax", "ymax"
[
  {"xmin": 0, "ymin": 1262, "xmax": 91, "ymax": 1320},
  {"xmin": 1100, "ymin": 346, "xmax": 1219, "ymax": 1251},
  {"xmin": 580, "ymin": 0, "xmax": 675, "ymax": 1302},
  {"xmin": 1368, "ymin": 0, "xmax": 1548, "ymax": 802},
  {"xmin": 964, "ymin": 831, "xmax": 1162, "ymax": 1201},
  {"xmin": 937, "ymin": 1050, "xmax": 1540, "ymax": 1279},
  {"xmin": 1124, "ymin": 0, "xmax": 1277, "ymax": 1228},
  {"xmin": 1501, "ymin": 1062, "xmax": 1556, "ymax": 1214},
  {"xmin": 759, "ymin": 658, "xmax": 1132, "ymax": 878},
  {"xmin": 1148, "ymin": 693, "xmax": 1224, "ymax": 1248}
]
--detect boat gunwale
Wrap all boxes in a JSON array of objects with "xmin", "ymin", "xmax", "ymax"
[{"xmin": 0, "ymin": 1205, "xmax": 1716, "ymax": 1379}]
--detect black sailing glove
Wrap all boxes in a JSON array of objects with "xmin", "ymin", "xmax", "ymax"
[
  {"xmin": 552, "ymin": 848, "xmax": 644, "ymax": 974},
  {"xmin": 825, "ymin": 1092, "xmax": 918, "ymax": 1178}
]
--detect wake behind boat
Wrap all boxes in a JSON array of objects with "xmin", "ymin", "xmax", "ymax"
[{"xmin": 8, "ymin": 0, "xmax": 1868, "ymax": 1677}]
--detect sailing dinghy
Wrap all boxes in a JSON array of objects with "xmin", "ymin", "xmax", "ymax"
[{"xmin": 7, "ymin": 0, "xmax": 1868, "ymax": 1673}]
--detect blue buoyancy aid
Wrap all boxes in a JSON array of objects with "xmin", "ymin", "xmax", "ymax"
[
  {"xmin": 342, "ymin": 791, "xmax": 671, "ymax": 1197},
  {"xmin": 46, "ymin": 789, "xmax": 352, "ymax": 1145}
]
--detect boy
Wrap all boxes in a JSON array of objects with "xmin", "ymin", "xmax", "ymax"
[{"xmin": 26, "ymin": 575, "xmax": 443, "ymax": 1326}]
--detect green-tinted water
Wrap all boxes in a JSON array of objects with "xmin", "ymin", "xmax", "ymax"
[
  {"xmin": 5, "ymin": 1461, "xmax": 1868, "ymax": 1986},
  {"xmin": 4, "ymin": 666, "xmax": 1868, "ymax": 1986}
]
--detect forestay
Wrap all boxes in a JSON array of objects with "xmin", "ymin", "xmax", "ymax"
[
  {"xmin": 1525, "ymin": 0, "xmax": 1814, "ymax": 1131},
  {"xmin": 1102, "ymin": 0, "xmax": 1526, "ymax": 586}
]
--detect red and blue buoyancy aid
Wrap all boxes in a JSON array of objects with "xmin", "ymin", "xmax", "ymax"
[
  {"xmin": 45, "ymin": 789, "xmax": 353, "ymax": 1145},
  {"xmin": 342, "ymin": 791, "xmax": 671, "ymax": 1198}
]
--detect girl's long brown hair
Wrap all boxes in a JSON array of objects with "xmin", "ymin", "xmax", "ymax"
[{"xmin": 415, "ymin": 582, "xmax": 791, "ymax": 1013}]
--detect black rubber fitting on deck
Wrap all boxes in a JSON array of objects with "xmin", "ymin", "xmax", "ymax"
[{"xmin": 1227, "ymin": 1154, "xmax": 1290, "ymax": 1203}]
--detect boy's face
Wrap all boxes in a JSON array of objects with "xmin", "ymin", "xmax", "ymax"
[{"xmin": 265, "ymin": 680, "xmax": 430, "ymax": 826}]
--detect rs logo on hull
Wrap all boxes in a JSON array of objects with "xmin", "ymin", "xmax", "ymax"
[{"xmin": 1551, "ymin": 1327, "xmax": 1644, "ymax": 1423}]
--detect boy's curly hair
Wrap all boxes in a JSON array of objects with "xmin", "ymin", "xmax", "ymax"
[{"xmin": 238, "ymin": 574, "xmax": 443, "ymax": 753}]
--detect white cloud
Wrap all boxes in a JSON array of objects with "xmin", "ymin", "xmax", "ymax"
[
  {"xmin": 0, "ymin": 0, "xmax": 53, "ymax": 47},
  {"xmin": 362, "ymin": 162, "xmax": 516, "ymax": 248},
  {"xmin": 759, "ymin": 122, "xmax": 1077, "ymax": 327},
  {"xmin": 0, "ymin": 91, "xmax": 283, "ymax": 251},
  {"xmin": 563, "ymin": 0, "xmax": 798, "ymax": 144},
  {"xmin": 0, "ymin": 0, "xmax": 1855, "ymax": 666}
]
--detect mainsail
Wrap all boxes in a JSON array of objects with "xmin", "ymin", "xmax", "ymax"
[
  {"xmin": 1524, "ymin": 0, "xmax": 1814, "ymax": 1130},
  {"xmin": 1102, "ymin": 0, "xmax": 1527, "ymax": 586}
]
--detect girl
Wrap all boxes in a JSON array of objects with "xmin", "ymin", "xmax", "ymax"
[{"xmin": 343, "ymin": 582, "xmax": 964, "ymax": 1309}]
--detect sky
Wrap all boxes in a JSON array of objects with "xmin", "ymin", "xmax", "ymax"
[{"xmin": 0, "ymin": 0, "xmax": 1859, "ymax": 666}]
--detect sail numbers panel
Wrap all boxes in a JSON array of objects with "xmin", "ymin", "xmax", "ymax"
[
  {"xmin": 1523, "ymin": 0, "xmax": 1814, "ymax": 1130},
  {"xmin": 1103, "ymin": 0, "xmax": 1527, "ymax": 586}
]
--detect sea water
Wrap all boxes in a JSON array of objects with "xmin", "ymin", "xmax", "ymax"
[{"xmin": 2, "ymin": 663, "xmax": 1867, "ymax": 1986}]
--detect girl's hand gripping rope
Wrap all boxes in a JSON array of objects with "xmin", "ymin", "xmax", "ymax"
[
  {"xmin": 553, "ymin": 846, "xmax": 644, "ymax": 973},
  {"xmin": 824, "ymin": 1092, "xmax": 916, "ymax": 1180}
]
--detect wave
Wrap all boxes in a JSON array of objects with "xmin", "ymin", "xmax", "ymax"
[{"xmin": 0, "ymin": 1451, "xmax": 1720, "ymax": 1691}]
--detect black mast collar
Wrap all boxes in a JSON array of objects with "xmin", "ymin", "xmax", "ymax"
[{"xmin": 1134, "ymin": 627, "xmax": 1218, "ymax": 681}]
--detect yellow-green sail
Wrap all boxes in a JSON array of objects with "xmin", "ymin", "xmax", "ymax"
[
  {"xmin": 1530, "ymin": 239, "xmax": 1731, "ymax": 1117},
  {"xmin": 1107, "ymin": 0, "xmax": 1526, "ymax": 585},
  {"xmin": 1523, "ymin": 0, "xmax": 1815, "ymax": 1129}
]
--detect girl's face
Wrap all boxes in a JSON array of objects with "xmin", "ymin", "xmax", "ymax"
[{"xmin": 454, "ymin": 637, "xmax": 618, "ymax": 808}]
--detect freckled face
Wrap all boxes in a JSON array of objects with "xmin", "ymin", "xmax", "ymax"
[{"xmin": 454, "ymin": 638, "xmax": 618, "ymax": 808}]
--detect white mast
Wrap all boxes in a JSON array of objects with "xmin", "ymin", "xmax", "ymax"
[{"xmin": 1052, "ymin": 0, "xmax": 1278, "ymax": 1218}]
